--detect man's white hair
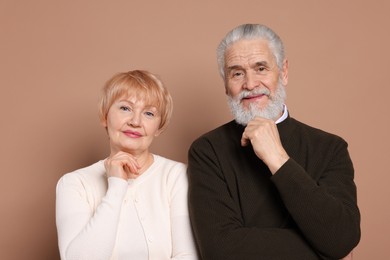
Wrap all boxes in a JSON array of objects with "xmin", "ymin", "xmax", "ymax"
[{"xmin": 217, "ymin": 24, "xmax": 285, "ymax": 80}]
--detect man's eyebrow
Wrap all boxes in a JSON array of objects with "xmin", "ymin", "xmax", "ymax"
[
  {"xmin": 226, "ymin": 65, "xmax": 244, "ymax": 72},
  {"xmin": 226, "ymin": 61, "xmax": 271, "ymax": 71},
  {"xmin": 253, "ymin": 61, "xmax": 270, "ymax": 67}
]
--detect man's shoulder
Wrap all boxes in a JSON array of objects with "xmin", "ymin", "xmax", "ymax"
[
  {"xmin": 192, "ymin": 120, "xmax": 239, "ymax": 143},
  {"xmin": 188, "ymin": 120, "xmax": 242, "ymax": 155},
  {"xmin": 289, "ymin": 117, "xmax": 347, "ymax": 144}
]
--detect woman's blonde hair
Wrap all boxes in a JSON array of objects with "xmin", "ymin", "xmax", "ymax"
[{"xmin": 98, "ymin": 70, "xmax": 173, "ymax": 132}]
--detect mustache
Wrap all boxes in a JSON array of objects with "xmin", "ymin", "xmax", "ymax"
[{"xmin": 237, "ymin": 88, "xmax": 271, "ymax": 100}]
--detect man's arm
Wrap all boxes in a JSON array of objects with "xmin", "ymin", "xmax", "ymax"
[
  {"xmin": 242, "ymin": 117, "xmax": 360, "ymax": 258},
  {"xmin": 271, "ymin": 141, "xmax": 360, "ymax": 258}
]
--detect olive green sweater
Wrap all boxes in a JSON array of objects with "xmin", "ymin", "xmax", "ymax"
[{"xmin": 188, "ymin": 116, "xmax": 360, "ymax": 260}]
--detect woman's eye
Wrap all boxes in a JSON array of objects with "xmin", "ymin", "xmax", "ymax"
[
  {"xmin": 145, "ymin": 111, "xmax": 155, "ymax": 117},
  {"xmin": 120, "ymin": 106, "xmax": 131, "ymax": 111}
]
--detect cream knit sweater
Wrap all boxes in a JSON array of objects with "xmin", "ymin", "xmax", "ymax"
[{"xmin": 56, "ymin": 154, "xmax": 198, "ymax": 260}]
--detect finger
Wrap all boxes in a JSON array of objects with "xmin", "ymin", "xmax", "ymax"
[
  {"xmin": 124, "ymin": 160, "xmax": 140, "ymax": 175},
  {"xmin": 105, "ymin": 152, "xmax": 140, "ymax": 178},
  {"xmin": 112, "ymin": 152, "xmax": 141, "ymax": 169},
  {"xmin": 241, "ymin": 133, "xmax": 250, "ymax": 147}
]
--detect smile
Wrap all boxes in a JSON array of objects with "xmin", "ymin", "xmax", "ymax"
[
  {"xmin": 241, "ymin": 94, "xmax": 267, "ymax": 102},
  {"xmin": 123, "ymin": 130, "xmax": 142, "ymax": 138}
]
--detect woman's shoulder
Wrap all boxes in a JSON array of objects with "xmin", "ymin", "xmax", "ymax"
[
  {"xmin": 152, "ymin": 155, "xmax": 187, "ymax": 181},
  {"xmin": 151, "ymin": 155, "xmax": 189, "ymax": 194},
  {"xmin": 57, "ymin": 160, "xmax": 106, "ymax": 187},
  {"xmin": 153, "ymin": 154, "xmax": 186, "ymax": 171}
]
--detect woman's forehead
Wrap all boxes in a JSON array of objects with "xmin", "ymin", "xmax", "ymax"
[{"xmin": 120, "ymin": 90, "xmax": 161, "ymax": 108}]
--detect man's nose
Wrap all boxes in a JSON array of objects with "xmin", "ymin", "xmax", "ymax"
[{"xmin": 244, "ymin": 72, "xmax": 259, "ymax": 90}]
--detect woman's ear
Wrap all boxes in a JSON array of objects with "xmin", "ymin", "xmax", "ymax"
[
  {"xmin": 154, "ymin": 128, "xmax": 163, "ymax": 137},
  {"xmin": 101, "ymin": 118, "xmax": 109, "ymax": 136},
  {"xmin": 100, "ymin": 116, "xmax": 107, "ymax": 128}
]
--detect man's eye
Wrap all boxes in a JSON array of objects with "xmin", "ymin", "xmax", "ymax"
[
  {"xmin": 232, "ymin": 72, "xmax": 243, "ymax": 78},
  {"xmin": 257, "ymin": 66, "xmax": 267, "ymax": 73}
]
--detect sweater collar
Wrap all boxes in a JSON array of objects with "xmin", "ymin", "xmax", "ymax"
[{"xmin": 277, "ymin": 114, "xmax": 297, "ymax": 145}]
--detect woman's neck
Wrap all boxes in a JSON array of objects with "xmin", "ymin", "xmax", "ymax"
[{"xmin": 137, "ymin": 152, "xmax": 154, "ymax": 174}]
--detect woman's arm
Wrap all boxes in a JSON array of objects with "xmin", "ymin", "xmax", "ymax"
[
  {"xmin": 169, "ymin": 166, "xmax": 199, "ymax": 260},
  {"xmin": 56, "ymin": 175, "xmax": 127, "ymax": 260}
]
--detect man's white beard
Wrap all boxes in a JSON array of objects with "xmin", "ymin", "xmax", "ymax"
[{"xmin": 227, "ymin": 81, "xmax": 286, "ymax": 126}]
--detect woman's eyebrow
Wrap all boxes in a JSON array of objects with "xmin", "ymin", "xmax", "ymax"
[{"xmin": 118, "ymin": 99, "xmax": 134, "ymax": 105}]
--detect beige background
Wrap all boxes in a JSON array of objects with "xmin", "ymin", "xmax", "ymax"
[{"xmin": 1, "ymin": 0, "xmax": 389, "ymax": 259}]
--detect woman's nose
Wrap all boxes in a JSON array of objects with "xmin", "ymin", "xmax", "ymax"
[{"xmin": 128, "ymin": 113, "xmax": 141, "ymax": 126}]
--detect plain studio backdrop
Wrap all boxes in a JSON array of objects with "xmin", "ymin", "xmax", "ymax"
[{"xmin": 1, "ymin": 1, "xmax": 389, "ymax": 259}]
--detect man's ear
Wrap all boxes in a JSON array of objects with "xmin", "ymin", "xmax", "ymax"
[
  {"xmin": 100, "ymin": 117, "xmax": 107, "ymax": 128},
  {"xmin": 281, "ymin": 59, "xmax": 289, "ymax": 86},
  {"xmin": 224, "ymin": 78, "xmax": 230, "ymax": 95}
]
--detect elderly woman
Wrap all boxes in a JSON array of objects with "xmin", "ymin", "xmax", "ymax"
[{"xmin": 56, "ymin": 70, "xmax": 198, "ymax": 260}]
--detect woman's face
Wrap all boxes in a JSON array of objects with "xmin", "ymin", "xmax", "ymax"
[{"xmin": 102, "ymin": 95, "xmax": 162, "ymax": 156}]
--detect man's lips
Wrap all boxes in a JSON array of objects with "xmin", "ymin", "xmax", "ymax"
[
  {"xmin": 241, "ymin": 94, "xmax": 267, "ymax": 102},
  {"xmin": 123, "ymin": 130, "xmax": 142, "ymax": 138}
]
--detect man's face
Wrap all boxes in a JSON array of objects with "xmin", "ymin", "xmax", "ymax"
[{"xmin": 224, "ymin": 39, "xmax": 288, "ymax": 124}]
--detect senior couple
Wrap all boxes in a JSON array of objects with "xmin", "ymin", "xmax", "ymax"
[{"xmin": 56, "ymin": 24, "xmax": 360, "ymax": 260}]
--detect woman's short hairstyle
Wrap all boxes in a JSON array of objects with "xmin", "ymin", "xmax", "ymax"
[
  {"xmin": 98, "ymin": 70, "xmax": 173, "ymax": 132},
  {"xmin": 217, "ymin": 24, "xmax": 285, "ymax": 79}
]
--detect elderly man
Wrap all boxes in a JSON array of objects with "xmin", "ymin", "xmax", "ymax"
[{"xmin": 188, "ymin": 24, "xmax": 360, "ymax": 260}]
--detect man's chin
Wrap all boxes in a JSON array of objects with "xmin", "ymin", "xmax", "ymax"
[{"xmin": 241, "ymin": 99, "xmax": 268, "ymax": 111}]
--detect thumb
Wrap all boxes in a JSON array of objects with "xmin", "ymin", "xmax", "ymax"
[{"xmin": 241, "ymin": 135, "xmax": 250, "ymax": 147}]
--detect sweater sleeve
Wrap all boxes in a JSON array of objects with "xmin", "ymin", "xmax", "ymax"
[
  {"xmin": 168, "ymin": 164, "xmax": 199, "ymax": 260},
  {"xmin": 271, "ymin": 139, "xmax": 360, "ymax": 258},
  {"xmin": 188, "ymin": 138, "xmax": 320, "ymax": 260},
  {"xmin": 56, "ymin": 175, "xmax": 128, "ymax": 260}
]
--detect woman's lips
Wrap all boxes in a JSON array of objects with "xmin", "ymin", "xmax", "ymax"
[{"xmin": 123, "ymin": 130, "xmax": 142, "ymax": 138}]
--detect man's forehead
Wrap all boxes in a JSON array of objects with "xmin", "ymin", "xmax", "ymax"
[{"xmin": 225, "ymin": 39, "xmax": 275, "ymax": 65}]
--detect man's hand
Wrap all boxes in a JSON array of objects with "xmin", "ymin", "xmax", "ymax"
[
  {"xmin": 241, "ymin": 117, "xmax": 289, "ymax": 174},
  {"xmin": 104, "ymin": 151, "xmax": 141, "ymax": 180}
]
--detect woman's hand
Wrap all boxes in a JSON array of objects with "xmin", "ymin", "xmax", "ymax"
[{"xmin": 104, "ymin": 151, "xmax": 141, "ymax": 180}]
